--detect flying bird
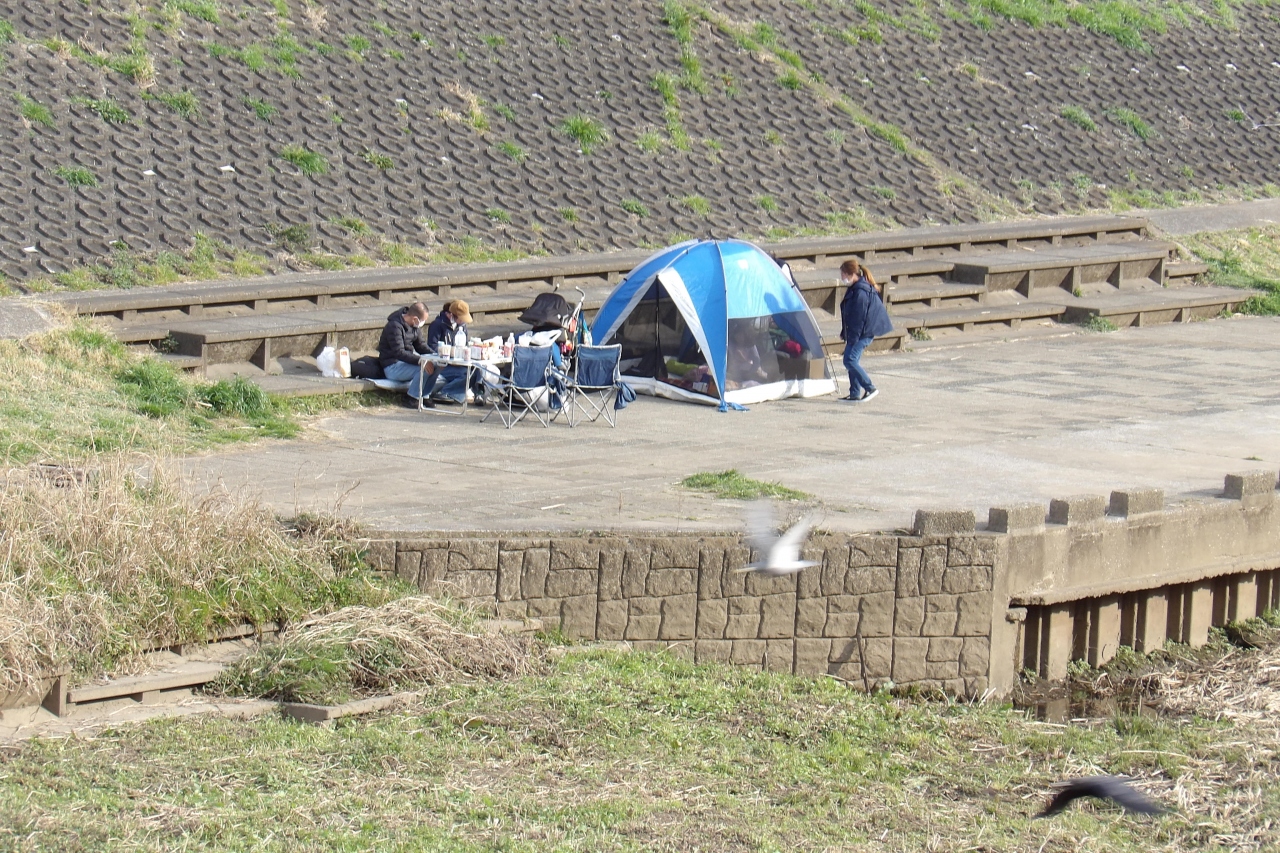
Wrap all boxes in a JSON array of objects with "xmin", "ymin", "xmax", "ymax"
[
  {"xmin": 737, "ymin": 499, "xmax": 819, "ymax": 576},
  {"xmin": 1036, "ymin": 775, "xmax": 1167, "ymax": 818}
]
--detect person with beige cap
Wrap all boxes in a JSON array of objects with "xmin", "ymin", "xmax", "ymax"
[{"xmin": 423, "ymin": 299, "xmax": 483, "ymax": 403}]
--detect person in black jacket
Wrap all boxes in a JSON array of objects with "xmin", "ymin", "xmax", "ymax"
[
  {"xmin": 377, "ymin": 302, "xmax": 435, "ymax": 408},
  {"xmin": 838, "ymin": 259, "xmax": 893, "ymax": 402},
  {"xmin": 424, "ymin": 299, "xmax": 486, "ymax": 404}
]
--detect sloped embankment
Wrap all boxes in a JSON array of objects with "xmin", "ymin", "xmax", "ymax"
[{"xmin": 1, "ymin": 0, "xmax": 1278, "ymax": 283}]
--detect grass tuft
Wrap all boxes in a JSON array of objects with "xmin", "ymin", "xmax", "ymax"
[
  {"xmin": 681, "ymin": 469, "xmax": 810, "ymax": 500},
  {"xmin": 242, "ymin": 96, "xmax": 276, "ymax": 120},
  {"xmin": 0, "ymin": 452, "xmax": 392, "ymax": 693},
  {"xmin": 559, "ymin": 114, "xmax": 609, "ymax": 154},
  {"xmin": 361, "ymin": 148, "xmax": 393, "ymax": 170},
  {"xmin": 619, "ymin": 198, "xmax": 649, "ymax": 218},
  {"xmin": 71, "ymin": 96, "xmax": 131, "ymax": 125},
  {"xmin": 1059, "ymin": 104, "xmax": 1097, "ymax": 132},
  {"xmin": 1106, "ymin": 106, "xmax": 1153, "ymax": 140},
  {"xmin": 494, "ymin": 140, "xmax": 526, "ymax": 163},
  {"xmin": 153, "ymin": 89, "xmax": 199, "ymax": 119},
  {"xmin": 279, "ymin": 144, "xmax": 328, "ymax": 175},
  {"xmin": 50, "ymin": 165, "xmax": 97, "ymax": 187},
  {"xmin": 15, "ymin": 94, "xmax": 55, "ymax": 128},
  {"xmin": 1081, "ymin": 314, "xmax": 1119, "ymax": 332}
]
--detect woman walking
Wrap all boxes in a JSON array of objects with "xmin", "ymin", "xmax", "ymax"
[{"xmin": 838, "ymin": 259, "xmax": 893, "ymax": 402}]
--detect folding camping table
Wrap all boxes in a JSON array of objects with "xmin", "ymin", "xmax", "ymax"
[{"xmin": 416, "ymin": 353, "xmax": 510, "ymax": 415}]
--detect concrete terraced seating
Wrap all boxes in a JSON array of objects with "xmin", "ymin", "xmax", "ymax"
[
  {"xmin": 52, "ymin": 213, "xmax": 1149, "ymax": 328},
  {"xmin": 36, "ymin": 213, "xmax": 1253, "ymax": 394}
]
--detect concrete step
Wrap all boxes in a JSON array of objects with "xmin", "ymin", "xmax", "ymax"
[
  {"xmin": 886, "ymin": 281, "xmax": 986, "ymax": 309},
  {"xmin": 1166, "ymin": 260, "xmax": 1209, "ymax": 283},
  {"xmin": 950, "ymin": 242, "xmax": 1174, "ymax": 296},
  {"xmin": 1040, "ymin": 285, "xmax": 1258, "ymax": 326},
  {"xmin": 892, "ymin": 299, "xmax": 1067, "ymax": 333}
]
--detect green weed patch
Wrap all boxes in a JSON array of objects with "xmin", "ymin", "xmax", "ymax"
[{"xmin": 681, "ymin": 469, "xmax": 810, "ymax": 500}]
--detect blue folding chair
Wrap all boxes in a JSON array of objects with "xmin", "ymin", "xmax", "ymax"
[
  {"xmin": 482, "ymin": 344, "xmax": 556, "ymax": 428},
  {"xmin": 563, "ymin": 344, "xmax": 622, "ymax": 427}
]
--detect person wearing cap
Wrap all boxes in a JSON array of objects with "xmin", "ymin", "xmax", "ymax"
[
  {"xmin": 376, "ymin": 301, "xmax": 437, "ymax": 409},
  {"xmin": 424, "ymin": 299, "xmax": 485, "ymax": 404}
]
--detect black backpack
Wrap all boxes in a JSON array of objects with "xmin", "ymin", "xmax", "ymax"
[{"xmin": 350, "ymin": 355, "xmax": 384, "ymax": 380}]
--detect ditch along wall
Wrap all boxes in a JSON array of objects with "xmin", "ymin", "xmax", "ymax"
[{"xmin": 363, "ymin": 470, "xmax": 1280, "ymax": 698}]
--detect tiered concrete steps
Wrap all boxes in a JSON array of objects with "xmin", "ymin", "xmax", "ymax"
[{"xmin": 36, "ymin": 214, "xmax": 1255, "ymax": 395}]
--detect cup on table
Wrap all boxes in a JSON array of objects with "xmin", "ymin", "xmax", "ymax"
[{"xmin": 437, "ymin": 343, "xmax": 452, "ymax": 358}]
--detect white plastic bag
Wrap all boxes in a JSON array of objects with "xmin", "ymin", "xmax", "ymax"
[{"xmin": 317, "ymin": 343, "xmax": 343, "ymax": 376}]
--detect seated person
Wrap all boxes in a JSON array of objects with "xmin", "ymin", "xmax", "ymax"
[
  {"xmin": 376, "ymin": 302, "xmax": 435, "ymax": 409},
  {"xmin": 423, "ymin": 299, "xmax": 486, "ymax": 404},
  {"xmin": 725, "ymin": 323, "xmax": 770, "ymax": 390}
]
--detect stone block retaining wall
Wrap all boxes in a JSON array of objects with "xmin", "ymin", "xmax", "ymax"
[
  {"xmin": 367, "ymin": 531, "xmax": 997, "ymax": 697},
  {"xmin": 365, "ymin": 469, "xmax": 1280, "ymax": 699}
]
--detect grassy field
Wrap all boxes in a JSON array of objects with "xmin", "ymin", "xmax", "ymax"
[{"xmin": 2, "ymin": 636, "xmax": 1276, "ymax": 852}]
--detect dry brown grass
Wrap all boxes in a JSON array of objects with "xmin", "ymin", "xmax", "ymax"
[
  {"xmin": 0, "ymin": 455, "xmax": 389, "ymax": 697},
  {"xmin": 213, "ymin": 596, "xmax": 543, "ymax": 703}
]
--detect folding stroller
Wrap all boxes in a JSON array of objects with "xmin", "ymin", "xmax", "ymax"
[
  {"xmin": 562, "ymin": 344, "xmax": 622, "ymax": 427},
  {"xmin": 481, "ymin": 343, "xmax": 557, "ymax": 428}
]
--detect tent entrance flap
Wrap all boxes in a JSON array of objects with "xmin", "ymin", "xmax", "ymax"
[{"xmin": 616, "ymin": 281, "xmax": 719, "ymax": 399}]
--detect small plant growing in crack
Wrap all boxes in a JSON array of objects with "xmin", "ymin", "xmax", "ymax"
[{"xmin": 486, "ymin": 207, "xmax": 512, "ymax": 224}]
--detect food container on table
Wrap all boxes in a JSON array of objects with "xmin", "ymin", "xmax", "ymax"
[
  {"xmin": 470, "ymin": 345, "xmax": 483, "ymax": 360},
  {"xmin": 437, "ymin": 343, "xmax": 452, "ymax": 358}
]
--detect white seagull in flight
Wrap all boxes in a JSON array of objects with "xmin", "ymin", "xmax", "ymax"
[{"xmin": 738, "ymin": 499, "xmax": 820, "ymax": 576}]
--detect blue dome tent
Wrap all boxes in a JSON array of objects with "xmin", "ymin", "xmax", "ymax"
[{"xmin": 592, "ymin": 239, "xmax": 836, "ymax": 407}]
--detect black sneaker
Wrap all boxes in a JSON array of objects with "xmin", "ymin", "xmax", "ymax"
[
  {"xmin": 840, "ymin": 391, "xmax": 863, "ymax": 402},
  {"xmin": 401, "ymin": 396, "xmax": 434, "ymax": 409},
  {"xmin": 859, "ymin": 388, "xmax": 879, "ymax": 402}
]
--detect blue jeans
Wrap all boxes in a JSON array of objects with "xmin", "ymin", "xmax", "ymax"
[
  {"xmin": 382, "ymin": 360, "xmax": 433, "ymax": 399},
  {"xmin": 842, "ymin": 336, "xmax": 875, "ymax": 397},
  {"xmin": 433, "ymin": 365, "xmax": 486, "ymax": 403}
]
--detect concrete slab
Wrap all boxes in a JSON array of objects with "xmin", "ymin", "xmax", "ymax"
[
  {"xmin": 0, "ymin": 303, "xmax": 56, "ymax": 339},
  {"xmin": 184, "ymin": 316, "xmax": 1280, "ymax": 536}
]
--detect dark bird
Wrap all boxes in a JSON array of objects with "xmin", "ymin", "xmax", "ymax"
[{"xmin": 1036, "ymin": 775, "xmax": 1168, "ymax": 818}]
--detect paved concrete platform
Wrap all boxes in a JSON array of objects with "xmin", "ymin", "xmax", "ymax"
[
  {"xmin": 186, "ymin": 316, "xmax": 1280, "ymax": 535},
  {"xmin": 1144, "ymin": 197, "xmax": 1280, "ymax": 236}
]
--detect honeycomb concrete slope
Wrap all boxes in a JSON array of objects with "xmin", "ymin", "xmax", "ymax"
[{"xmin": 2, "ymin": 0, "xmax": 1279, "ymax": 281}]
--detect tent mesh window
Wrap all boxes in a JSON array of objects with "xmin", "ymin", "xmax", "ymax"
[
  {"xmin": 729, "ymin": 311, "xmax": 827, "ymax": 389},
  {"xmin": 616, "ymin": 283, "xmax": 717, "ymax": 397}
]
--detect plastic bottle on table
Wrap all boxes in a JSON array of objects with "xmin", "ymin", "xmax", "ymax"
[{"xmin": 503, "ymin": 333, "xmax": 514, "ymax": 358}]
